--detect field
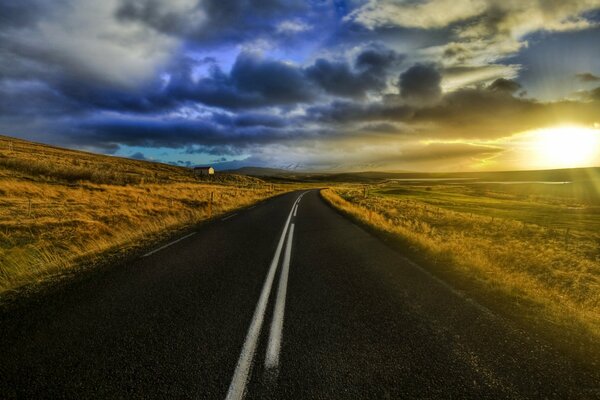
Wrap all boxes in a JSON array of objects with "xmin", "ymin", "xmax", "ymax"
[
  {"xmin": 0, "ymin": 135, "xmax": 291, "ymax": 296},
  {"xmin": 322, "ymin": 172, "xmax": 600, "ymax": 361}
]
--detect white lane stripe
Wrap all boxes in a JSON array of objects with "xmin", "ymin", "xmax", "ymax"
[
  {"xmin": 142, "ymin": 232, "xmax": 196, "ymax": 257},
  {"xmin": 293, "ymin": 203, "xmax": 298, "ymax": 217},
  {"xmin": 264, "ymin": 223, "xmax": 294, "ymax": 370},
  {"xmin": 225, "ymin": 195, "xmax": 301, "ymax": 400},
  {"xmin": 222, "ymin": 213, "xmax": 238, "ymax": 221}
]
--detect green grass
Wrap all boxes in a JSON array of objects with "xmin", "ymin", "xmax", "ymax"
[{"xmin": 374, "ymin": 184, "xmax": 600, "ymax": 234}]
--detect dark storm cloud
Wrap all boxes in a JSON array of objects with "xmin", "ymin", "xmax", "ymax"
[
  {"xmin": 399, "ymin": 64, "xmax": 442, "ymax": 105},
  {"xmin": 165, "ymin": 53, "xmax": 318, "ymax": 109},
  {"xmin": 0, "ymin": 0, "xmax": 52, "ymax": 29},
  {"xmin": 576, "ymin": 72, "xmax": 600, "ymax": 82},
  {"xmin": 75, "ymin": 112, "xmax": 313, "ymax": 152},
  {"xmin": 0, "ymin": 45, "xmax": 405, "ymax": 119},
  {"xmin": 579, "ymin": 86, "xmax": 600, "ymax": 101},
  {"xmin": 115, "ymin": 0, "xmax": 310, "ymax": 46},
  {"xmin": 305, "ymin": 47, "xmax": 402, "ymax": 98},
  {"xmin": 0, "ymin": 52, "xmax": 314, "ymax": 117},
  {"xmin": 231, "ymin": 113, "xmax": 287, "ymax": 128},
  {"xmin": 415, "ymin": 88, "xmax": 600, "ymax": 138},
  {"xmin": 307, "ymin": 83, "xmax": 600, "ymax": 139},
  {"xmin": 0, "ymin": 80, "xmax": 82, "ymax": 117},
  {"xmin": 355, "ymin": 47, "xmax": 399, "ymax": 72},
  {"xmin": 228, "ymin": 53, "xmax": 316, "ymax": 104},
  {"xmin": 487, "ymin": 78, "xmax": 522, "ymax": 94},
  {"xmin": 130, "ymin": 151, "xmax": 148, "ymax": 160},
  {"xmin": 306, "ymin": 59, "xmax": 377, "ymax": 98},
  {"xmin": 306, "ymin": 99, "xmax": 415, "ymax": 125},
  {"xmin": 356, "ymin": 122, "xmax": 405, "ymax": 133}
]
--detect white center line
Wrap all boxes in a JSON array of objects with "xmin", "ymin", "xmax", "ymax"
[
  {"xmin": 264, "ymin": 222, "xmax": 295, "ymax": 371},
  {"xmin": 142, "ymin": 232, "xmax": 196, "ymax": 257},
  {"xmin": 222, "ymin": 213, "xmax": 238, "ymax": 221},
  {"xmin": 225, "ymin": 194, "xmax": 302, "ymax": 400}
]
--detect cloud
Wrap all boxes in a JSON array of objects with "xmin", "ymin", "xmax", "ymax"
[
  {"xmin": 0, "ymin": 52, "xmax": 314, "ymax": 117},
  {"xmin": 0, "ymin": 0, "xmax": 49, "ymax": 29},
  {"xmin": 347, "ymin": 0, "xmax": 599, "ymax": 34},
  {"xmin": 167, "ymin": 53, "xmax": 318, "ymax": 109},
  {"xmin": 1, "ymin": 0, "xmax": 598, "ymax": 171},
  {"xmin": 487, "ymin": 78, "xmax": 522, "ymax": 94},
  {"xmin": 346, "ymin": 0, "xmax": 487, "ymax": 30},
  {"xmin": 399, "ymin": 64, "xmax": 442, "ymax": 105},
  {"xmin": 130, "ymin": 151, "xmax": 148, "ymax": 160},
  {"xmin": 71, "ymin": 111, "xmax": 318, "ymax": 153},
  {"xmin": 347, "ymin": 0, "xmax": 600, "ymax": 65},
  {"xmin": 276, "ymin": 20, "xmax": 312, "ymax": 34},
  {"xmin": 0, "ymin": 80, "xmax": 81, "ymax": 117},
  {"xmin": 306, "ymin": 100, "xmax": 414, "ymax": 124},
  {"xmin": 441, "ymin": 65, "xmax": 520, "ymax": 91},
  {"xmin": 305, "ymin": 46, "xmax": 401, "ymax": 98},
  {"xmin": 115, "ymin": 0, "xmax": 208, "ymax": 36},
  {"xmin": 229, "ymin": 53, "xmax": 315, "ymax": 103},
  {"xmin": 576, "ymin": 72, "xmax": 600, "ymax": 82},
  {"xmin": 306, "ymin": 59, "xmax": 379, "ymax": 98},
  {"xmin": 307, "ymin": 83, "xmax": 600, "ymax": 141},
  {"xmin": 1, "ymin": 0, "xmax": 176, "ymax": 88},
  {"xmin": 115, "ymin": 0, "xmax": 311, "ymax": 46},
  {"xmin": 578, "ymin": 86, "xmax": 600, "ymax": 101},
  {"xmin": 411, "ymin": 89, "xmax": 598, "ymax": 139},
  {"xmin": 0, "ymin": 45, "xmax": 406, "ymax": 118}
]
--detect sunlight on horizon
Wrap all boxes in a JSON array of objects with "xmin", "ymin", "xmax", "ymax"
[{"xmin": 516, "ymin": 126, "xmax": 600, "ymax": 170}]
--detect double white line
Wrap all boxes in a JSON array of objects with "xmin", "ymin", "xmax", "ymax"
[{"xmin": 225, "ymin": 192, "xmax": 306, "ymax": 400}]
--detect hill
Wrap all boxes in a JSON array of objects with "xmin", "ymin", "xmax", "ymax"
[
  {"xmin": 224, "ymin": 166, "xmax": 297, "ymax": 177},
  {"xmin": 0, "ymin": 135, "xmax": 285, "ymax": 296},
  {"xmin": 228, "ymin": 165, "xmax": 600, "ymax": 192}
]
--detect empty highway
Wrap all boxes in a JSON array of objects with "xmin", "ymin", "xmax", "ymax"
[{"xmin": 0, "ymin": 190, "xmax": 598, "ymax": 399}]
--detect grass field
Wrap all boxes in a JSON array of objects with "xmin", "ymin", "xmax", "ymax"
[
  {"xmin": 322, "ymin": 173, "xmax": 600, "ymax": 362},
  {"xmin": 0, "ymin": 135, "xmax": 291, "ymax": 295}
]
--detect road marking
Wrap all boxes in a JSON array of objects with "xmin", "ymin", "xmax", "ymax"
[
  {"xmin": 222, "ymin": 213, "xmax": 238, "ymax": 221},
  {"xmin": 265, "ymin": 222, "xmax": 294, "ymax": 371},
  {"xmin": 293, "ymin": 203, "xmax": 298, "ymax": 217},
  {"xmin": 248, "ymin": 205, "xmax": 256, "ymax": 210},
  {"xmin": 225, "ymin": 194, "xmax": 302, "ymax": 400},
  {"xmin": 142, "ymin": 232, "xmax": 196, "ymax": 257}
]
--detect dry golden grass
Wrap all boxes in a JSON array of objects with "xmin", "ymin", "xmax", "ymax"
[
  {"xmin": 322, "ymin": 184, "xmax": 600, "ymax": 360},
  {"xmin": 0, "ymin": 135, "xmax": 292, "ymax": 294}
]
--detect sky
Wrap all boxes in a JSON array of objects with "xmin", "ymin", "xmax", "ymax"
[{"xmin": 1, "ymin": 0, "xmax": 600, "ymax": 172}]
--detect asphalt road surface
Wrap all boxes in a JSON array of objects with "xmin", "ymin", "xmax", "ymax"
[{"xmin": 1, "ymin": 190, "xmax": 598, "ymax": 399}]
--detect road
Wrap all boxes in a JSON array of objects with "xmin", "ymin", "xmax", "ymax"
[{"xmin": 0, "ymin": 190, "xmax": 598, "ymax": 399}]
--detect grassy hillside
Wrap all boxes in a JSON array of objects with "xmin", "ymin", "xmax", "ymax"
[
  {"xmin": 322, "ymin": 177, "xmax": 600, "ymax": 363},
  {"xmin": 0, "ymin": 135, "xmax": 288, "ymax": 295},
  {"xmin": 234, "ymin": 165, "xmax": 600, "ymax": 191}
]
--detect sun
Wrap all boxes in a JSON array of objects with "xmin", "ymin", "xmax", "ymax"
[{"xmin": 526, "ymin": 126, "xmax": 600, "ymax": 169}]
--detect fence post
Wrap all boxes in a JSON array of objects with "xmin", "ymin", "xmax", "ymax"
[
  {"xmin": 28, "ymin": 198, "xmax": 31, "ymax": 217},
  {"xmin": 564, "ymin": 228, "xmax": 570, "ymax": 247},
  {"xmin": 209, "ymin": 191, "xmax": 214, "ymax": 218}
]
